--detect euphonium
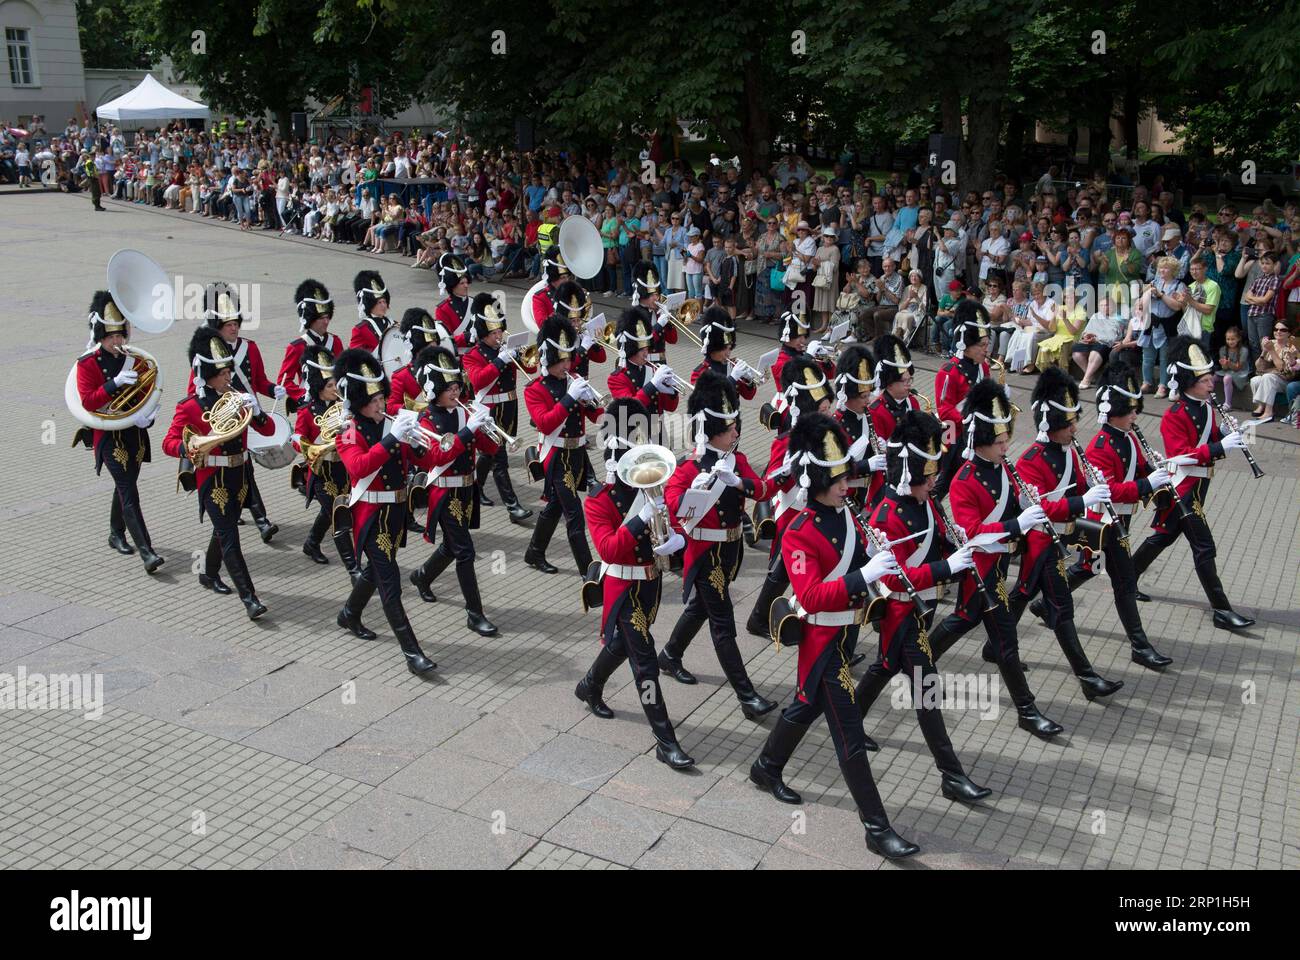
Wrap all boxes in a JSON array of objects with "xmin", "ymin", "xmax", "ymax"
[
  {"xmin": 183, "ymin": 391, "xmax": 253, "ymax": 468},
  {"xmin": 615, "ymin": 443, "xmax": 678, "ymax": 573},
  {"xmin": 65, "ymin": 345, "xmax": 163, "ymax": 431},
  {"xmin": 301, "ymin": 400, "xmax": 346, "ymax": 470}
]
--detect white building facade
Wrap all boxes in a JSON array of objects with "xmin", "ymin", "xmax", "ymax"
[{"xmin": 0, "ymin": 0, "xmax": 86, "ymax": 126}]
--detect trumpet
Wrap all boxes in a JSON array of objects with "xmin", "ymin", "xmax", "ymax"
[
  {"xmin": 392, "ymin": 408, "xmax": 439, "ymax": 449},
  {"xmin": 646, "ymin": 362, "xmax": 693, "ymax": 394},
  {"xmin": 458, "ymin": 398, "xmax": 520, "ymax": 452},
  {"xmin": 728, "ymin": 357, "xmax": 767, "ymax": 387},
  {"xmin": 566, "ymin": 373, "xmax": 610, "ymax": 408},
  {"xmin": 509, "ymin": 342, "xmax": 541, "ymax": 380},
  {"xmin": 656, "ymin": 299, "xmax": 704, "ymax": 348}
]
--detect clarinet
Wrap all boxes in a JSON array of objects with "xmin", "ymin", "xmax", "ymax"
[
  {"xmin": 858, "ymin": 518, "xmax": 931, "ymax": 621},
  {"xmin": 1070, "ymin": 437, "xmax": 1126, "ymax": 530},
  {"xmin": 935, "ymin": 501, "xmax": 998, "ymax": 613},
  {"xmin": 1209, "ymin": 395, "xmax": 1265, "ymax": 479},
  {"xmin": 1131, "ymin": 424, "xmax": 1193, "ymax": 522},
  {"xmin": 1004, "ymin": 460, "xmax": 1068, "ymax": 559}
]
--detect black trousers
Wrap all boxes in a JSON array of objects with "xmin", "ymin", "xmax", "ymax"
[
  {"xmin": 241, "ymin": 459, "xmax": 271, "ymax": 523},
  {"xmin": 932, "ymin": 556, "xmax": 1021, "ymax": 664},
  {"xmin": 200, "ymin": 468, "xmax": 255, "ymax": 595},
  {"xmin": 1013, "ymin": 542, "xmax": 1074, "ymax": 628},
  {"xmin": 355, "ymin": 515, "xmax": 409, "ymax": 630},
  {"xmin": 1132, "ymin": 481, "xmax": 1233, "ymax": 610},
  {"xmin": 601, "ymin": 579, "xmax": 678, "ymax": 743},
  {"xmin": 102, "ymin": 447, "xmax": 152, "ymax": 548},
  {"xmin": 783, "ymin": 639, "xmax": 872, "ymax": 762},
  {"xmin": 664, "ymin": 542, "xmax": 752, "ymax": 687}
]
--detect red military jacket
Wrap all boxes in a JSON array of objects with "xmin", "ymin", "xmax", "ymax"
[
  {"xmin": 607, "ymin": 362, "xmax": 681, "ymax": 417},
  {"xmin": 75, "ymin": 347, "xmax": 151, "ymax": 468},
  {"xmin": 1013, "ymin": 440, "xmax": 1086, "ymax": 573},
  {"xmin": 949, "ymin": 455, "xmax": 1026, "ymax": 612},
  {"xmin": 1153, "ymin": 397, "xmax": 1225, "ymax": 532},
  {"xmin": 691, "ymin": 357, "xmax": 757, "ymax": 401},
  {"xmin": 868, "ymin": 490, "xmax": 955, "ymax": 669},
  {"xmin": 278, "ymin": 331, "xmax": 342, "ymax": 405},
  {"xmin": 572, "ymin": 341, "xmax": 605, "ymax": 379},
  {"xmin": 665, "ymin": 447, "xmax": 773, "ymax": 599},
  {"xmin": 531, "ymin": 287, "xmax": 555, "ymax": 327},
  {"xmin": 464, "ymin": 341, "xmax": 530, "ymax": 396},
  {"xmin": 763, "ymin": 432, "xmax": 802, "ymax": 556},
  {"xmin": 935, "ymin": 355, "xmax": 990, "ymax": 428},
  {"xmin": 524, "ymin": 374, "xmax": 603, "ymax": 475},
  {"xmin": 782, "ymin": 502, "xmax": 876, "ymax": 702},
  {"xmin": 836, "ymin": 405, "xmax": 882, "ymax": 502},
  {"xmin": 163, "ymin": 391, "xmax": 276, "ymax": 493},
  {"xmin": 435, "ymin": 296, "xmax": 472, "ymax": 355},
  {"xmin": 585, "ymin": 480, "xmax": 660, "ymax": 637},
  {"xmin": 868, "ymin": 390, "xmax": 923, "ymax": 443},
  {"xmin": 185, "ymin": 336, "xmax": 275, "ymax": 399},
  {"xmin": 646, "ymin": 309, "xmax": 677, "ymax": 363},
  {"xmin": 335, "ymin": 412, "xmax": 421, "ymax": 554},
  {"xmin": 414, "ymin": 403, "xmax": 498, "ymax": 535},
  {"xmin": 350, "ymin": 316, "xmax": 388, "ymax": 353},
  {"xmin": 1083, "ymin": 424, "xmax": 1155, "ymax": 522},
  {"xmin": 386, "ymin": 364, "xmax": 422, "ymax": 416},
  {"xmin": 293, "ymin": 398, "xmax": 348, "ymax": 501}
]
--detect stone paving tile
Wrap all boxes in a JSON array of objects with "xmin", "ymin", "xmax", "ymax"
[
  {"xmin": 0, "ymin": 625, "xmax": 61, "ymax": 662},
  {"xmin": 633, "ymin": 818, "xmax": 770, "ymax": 870},
  {"xmin": 241, "ymin": 710, "xmax": 366, "ymax": 764},
  {"xmin": 518, "ymin": 733, "xmax": 639, "ymax": 791},
  {"xmin": 441, "ymin": 713, "xmax": 559, "ymax": 767},
  {"xmin": 309, "ymin": 724, "xmax": 436, "ymax": 787},
  {"xmin": 596, "ymin": 754, "xmax": 720, "ymax": 817},
  {"xmin": 313, "ymin": 789, "xmax": 444, "ymax": 860},
  {"xmin": 684, "ymin": 774, "xmax": 805, "ymax": 845},
  {"xmin": 509, "ymin": 839, "xmax": 628, "ymax": 870},
  {"xmin": 384, "ymin": 808, "xmax": 537, "ymax": 870},
  {"xmin": 542, "ymin": 794, "xmax": 676, "ymax": 867},
  {"xmin": 258, "ymin": 834, "xmax": 390, "ymax": 871},
  {"xmin": 382, "ymin": 746, "xmax": 509, "ymax": 810},
  {"xmin": 459, "ymin": 769, "xmax": 590, "ymax": 839}
]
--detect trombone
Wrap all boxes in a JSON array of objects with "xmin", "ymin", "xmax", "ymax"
[{"xmin": 656, "ymin": 299, "xmax": 704, "ymax": 348}]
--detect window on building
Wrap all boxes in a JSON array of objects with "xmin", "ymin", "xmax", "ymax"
[{"xmin": 6, "ymin": 27, "xmax": 36, "ymax": 87}]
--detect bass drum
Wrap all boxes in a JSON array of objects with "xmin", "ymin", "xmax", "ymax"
[
  {"xmin": 248, "ymin": 399, "xmax": 296, "ymax": 469},
  {"xmin": 378, "ymin": 325, "xmax": 410, "ymax": 379}
]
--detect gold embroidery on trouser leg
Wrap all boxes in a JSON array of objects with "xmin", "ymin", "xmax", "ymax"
[
  {"xmin": 1191, "ymin": 490, "xmax": 1206, "ymax": 521},
  {"xmin": 375, "ymin": 506, "xmax": 395, "ymax": 560},
  {"xmin": 448, "ymin": 493, "xmax": 466, "ymax": 526},
  {"xmin": 135, "ymin": 442, "xmax": 145, "ymax": 464},
  {"xmin": 836, "ymin": 630, "xmax": 855, "ymax": 695},
  {"xmin": 323, "ymin": 479, "xmax": 339, "ymax": 498},
  {"xmin": 630, "ymin": 590, "xmax": 650, "ymax": 639},
  {"xmin": 1056, "ymin": 555, "xmax": 1067, "ymax": 582},
  {"xmin": 112, "ymin": 442, "xmax": 128, "ymax": 469},
  {"xmin": 915, "ymin": 614, "xmax": 933, "ymax": 663},
  {"xmin": 995, "ymin": 574, "xmax": 1010, "ymax": 609},
  {"xmin": 210, "ymin": 483, "xmax": 229, "ymax": 512},
  {"xmin": 707, "ymin": 556, "xmax": 727, "ymax": 597}
]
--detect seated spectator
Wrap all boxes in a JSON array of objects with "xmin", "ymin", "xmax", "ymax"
[
  {"xmin": 1213, "ymin": 325, "xmax": 1250, "ymax": 408},
  {"xmin": 1071, "ymin": 290, "xmax": 1129, "ymax": 388},
  {"xmin": 894, "ymin": 268, "xmax": 929, "ymax": 340},
  {"xmin": 1249, "ymin": 320, "xmax": 1298, "ymax": 422}
]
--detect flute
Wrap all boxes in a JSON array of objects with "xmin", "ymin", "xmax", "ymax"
[
  {"xmin": 1131, "ymin": 423, "xmax": 1193, "ymax": 522},
  {"xmin": 1004, "ymin": 460, "xmax": 1068, "ymax": 560}
]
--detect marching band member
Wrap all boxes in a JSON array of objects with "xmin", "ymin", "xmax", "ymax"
[
  {"xmin": 191, "ymin": 282, "xmax": 283, "ymax": 543},
  {"xmin": 406, "ymin": 346, "xmax": 501, "ymax": 636},
  {"xmin": 576, "ymin": 397, "xmax": 695, "ymax": 769},
  {"xmin": 912, "ymin": 380, "xmax": 1065, "ymax": 740},
  {"xmin": 433, "ymin": 254, "xmax": 473, "ymax": 357},
  {"xmin": 691, "ymin": 305, "xmax": 759, "ymax": 401},
  {"xmin": 1028, "ymin": 360, "xmax": 1178, "ymax": 668},
  {"xmin": 332, "ymin": 349, "xmax": 437, "ymax": 675},
  {"xmin": 163, "ymin": 328, "xmax": 274, "ymax": 619},
  {"xmin": 931, "ymin": 299, "xmax": 994, "ymax": 500},
  {"xmin": 278, "ymin": 279, "xmax": 341, "ymax": 413},
  {"xmin": 463, "ymin": 292, "xmax": 534, "ymax": 523},
  {"xmin": 349, "ymin": 270, "xmax": 392, "ymax": 352},
  {"xmin": 1131, "ymin": 336, "xmax": 1255, "ymax": 630},
  {"xmin": 386, "ymin": 307, "xmax": 442, "ymax": 415},
  {"xmin": 552, "ymin": 281, "xmax": 605, "ymax": 494},
  {"xmin": 744, "ymin": 354, "xmax": 834, "ymax": 639},
  {"xmin": 631, "ymin": 262, "xmax": 675, "ymax": 364},
  {"xmin": 853, "ymin": 410, "xmax": 990, "ymax": 803},
  {"xmin": 1008, "ymin": 367, "xmax": 1123, "ymax": 701},
  {"xmin": 606, "ymin": 306, "xmax": 681, "ymax": 448},
  {"xmin": 833, "ymin": 343, "xmax": 887, "ymax": 510},
  {"xmin": 530, "ymin": 247, "xmax": 570, "ymax": 329},
  {"xmin": 659, "ymin": 371, "xmax": 779, "ymax": 719},
  {"xmin": 746, "ymin": 413, "xmax": 918, "ymax": 860},
  {"xmin": 73, "ymin": 290, "xmax": 164, "ymax": 574},
  {"xmin": 292, "ymin": 345, "xmax": 357, "ymax": 577},
  {"xmin": 523, "ymin": 313, "xmax": 604, "ymax": 578}
]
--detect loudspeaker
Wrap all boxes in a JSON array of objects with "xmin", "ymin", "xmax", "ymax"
[
  {"xmin": 927, "ymin": 133, "xmax": 960, "ymax": 168},
  {"xmin": 291, "ymin": 111, "xmax": 308, "ymax": 141},
  {"xmin": 515, "ymin": 117, "xmax": 535, "ymax": 152}
]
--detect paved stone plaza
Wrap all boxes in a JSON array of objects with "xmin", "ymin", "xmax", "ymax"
[{"xmin": 1, "ymin": 191, "xmax": 1296, "ymax": 870}]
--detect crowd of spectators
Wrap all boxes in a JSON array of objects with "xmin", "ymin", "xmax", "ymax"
[{"xmin": 6, "ymin": 115, "xmax": 1299, "ymax": 423}]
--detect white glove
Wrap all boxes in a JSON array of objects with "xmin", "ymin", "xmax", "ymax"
[
  {"xmin": 128, "ymin": 409, "xmax": 154, "ymax": 430},
  {"xmin": 1146, "ymin": 467, "xmax": 1173, "ymax": 489},
  {"xmin": 653, "ymin": 532, "xmax": 685, "ymax": 556},
  {"xmin": 497, "ymin": 344, "xmax": 517, "ymax": 365},
  {"xmin": 1082, "ymin": 483, "xmax": 1112, "ymax": 508},
  {"xmin": 1221, "ymin": 431, "xmax": 1247, "ymax": 451},
  {"xmin": 566, "ymin": 376, "xmax": 590, "ymax": 401},
  {"xmin": 715, "ymin": 466, "xmax": 741, "ymax": 488},
  {"xmin": 391, "ymin": 418, "xmax": 417, "ymax": 444},
  {"xmin": 947, "ymin": 545, "xmax": 977, "ymax": 574},
  {"xmin": 806, "ymin": 339, "xmax": 823, "ymax": 357},
  {"xmin": 728, "ymin": 364, "xmax": 742, "ymax": 383},
  {"xmin": 638, "ymin": 496, "xmax": 664, "ymax": 524},
  {"xmin": 847, "ymin": 434, "xmax": 872, "ymax": 461},
  {"xmin": 690, "ymin": 471, "xmax": 713, "ymax": 490},
  {"xmin": 579, "ymin": 332, "xmax": 595, "ymax": 352},
  {"xmin": 1017, "ymin": 503, "xmax": 1049, "ymax": 528},
  {"xmin": 111, "ymin": 368, "xmax": 139, "ymax": 389},
  {"xmin": 650, "ymin": 364, "xmax": 677, "ymax": 392},
  {"xmin": 867, "ymin": 453, "xmax": 888, "ymax": 473},
  {"xmin": 273, "ymin": 383, "xmax": 288, "ymax": 400},
  {"xmin": 861, "ymin": 551, "xmax": 901, "ymax": 584},
  {"xmin": 466, "ymin": 406, "xmax": 492, "ymax": 433}
]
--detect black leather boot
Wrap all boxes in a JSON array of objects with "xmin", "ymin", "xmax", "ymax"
[
  {"xmin": 1196, "ymin": 560, "xmax": 1255, "ymax": 630},
  {"xmin": 643, "ymin": 681, "xmax": 694, "ymax": 770},
  {"xmin": 109, "ymin": 495, "xmax": 133, "ymax": 553},
  {"xmin": 337, "ymin": 576, "xmax": 377, "ymax": 640},
  {"xmin": 198, "ymin": 573, "xmax": 232, "ymax": 594},
  {"xmin": 717, "ymin": 639, "xmax": 776, "ymax": 720},
  {"xmin": 458, "ymin": 560, "xmax": 498, "ymax": 636},
  {"xmin": 982, "ymin": 639, "xmax": 1028, "ymax": 671},
  {"xmin": 657, "ymin": 650, "xmax": 697, "ymax": 685},
  {"xmin": 109, "ymin": 530, "xmax": 134, "ymax": 555},
  {"xmin": 567, "ymin": 533, "xmax": 594, "ymax": 578},
  {"xmin": 121, "ymin": 499, "xmax": 163, "ymax": 573},
  {"xmin": 574, "ymin": 646, "xmax": 623, "ymax": 719},
  {"xmin": 998, "ymin": 659, "xmax": 1063, "ymax": 738},
  {"xmin": 660, "ymin": 609, "xmax": 707, "ymax": 683},
  {"xmin": 840, "ymin": 750, "xmax": 919, "ymax": 860},
  {"xmin": 1116, "ymin": 592, "xmax": 1171, "ymax": 670},
  {"xmin": 1055, "ymin": 619, "xmax": 1123, "ymax": 701},
  {"xmin": 475, "ymin": 456, "xmax": 495, "ymax": 507},
  {"xmin": 333, "ymin": 527, "xmax": 361, "ymax": 584},
  {"xmin": 852, "ymin": 669, "xmax": 889, "ymax": 752},
  {"xmin": 409, "ymin": 547, "xmax": 453, "ymax": 603},
  {"xmin": 224, "ymin": 547, "xmax": 267, "ymax": 620},
  {"xmin": 744, "ymin": 574, "xmax": 786, "ymax": 639},
  {"xmin": 915, "ymin": 696, "xmax": 992, "ymax": 802},
  {"xmin": 199, "ymin": 534, "xmax": 231, "ymax": 593},
  {"xmin": 525, "ymin": 510, "xmax": 560, "ymax": 574},
  {"xmin": 388, "ymin": 608, "xmax": 436, "ymax": 674},
  {"xmin": 303, "ymin": 508, "xmax": 331, "ymax": 564},
  {"xmin": 941, "ymin": 772, "xmax": 993, "ymax": 803},
  {"xmin": 494, "ymin": 459, "xmax": 533, "ymax": 524},
  {"xmin": 749, "ymin": 715, "xmax": 811, "ymax": 803}
]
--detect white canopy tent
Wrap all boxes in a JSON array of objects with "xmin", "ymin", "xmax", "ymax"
[{"xmin": 96, "ymin": 74, "xmax": 210, "ymax": 122}]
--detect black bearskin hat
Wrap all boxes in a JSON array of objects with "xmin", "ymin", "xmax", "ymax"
[
  {"xmin": 871, "ymin": 333, "xmax": 913, "ymax": 388},
  {"xmin": 778, "ymin": 309, "xmax": 811, "ymax": 343},
  {"xmin": 302, "ymin": 345, "xmax": 337, "ymax": 398},
  {"xmin": 334, "ymin": 348, "xmax": 388, "ymax": 411},
  {"xmin": 537, "ymin": 313, "xmax": 577, "ymax": 369},
  {"xmin": 188, "ymin": 325, "xmax": 235, "ymax": 385},
  {"xmin": 1097, "ymin": 355, "xmax": 1143, "ymax": 423},
  {"xmin": 780, "ymin": 354, "xmax": 832, "ymax": 424},
  {"xmin": 552, "ymin": 280, "xmax": 589, "ymax": 325},
  {"xmin": 599, "ymin": 396, "xmax": 652, "ymax": 475},
  {"xmin": 542, "ymin": 246, "xmax": 569, "ymax": 285},
  {"xmin": 470, "ymin": 292, "xmax": 507, "ymax": 342},
  {"xmin": 688, "ymin": 370, "xmax": 741, "ymax": 450},
  {"xmin": 789, "ymin": 412, "xmax": 852, "ymax": 494},
  {"xmin": 961, "ymin": 377, "xmax": 1015, "ymax": 456},
  {"xmin": 203, "ymin": 282, "xmax": 244, "ymax": 329},
  {"xmin": 631, "ymin": 261, "xmax": 661, "ymax": 305},
  {"xmin": 353, "ymin": 270, "xmax": 390, "ymax": 317},
  {"xmin": 400, "ymin": 307, "xmax": 440, "ymax": 356},
  {"xmin": 887, "ymin": 410, "xmax": 944, "ymax": 488},
  {"xmin": 698, "ymin": 305, "xmax": 736, "ymax": 355},
  {"xmin": 1030, "ymin": 365, "xmax": 1081, "ymax": 440},
  {"xmin": 87, "ymin": 290, "xmax": 128, "ymax": 342},
  {"xmin": 295, "ymin": 278, "xmax": 333, "ymax": 328},
  {"xmin": 953, "ymin": 298, "xmax": 993, "ymax": 351},
  {"xmin": 616, "ymin": 306, "xmax": 654, "ymax": 361},
  {"xmin": 438, "ymin": 254, "xmax": 469, "ymax": 298},
  {"xmin": 1164, "ymin": 334, "xmax": 1214, "ymax": 397},
  {"xmin": 414, "ymin": 344, "xmax": 462, "ymax": 400},
  {"xmin": 835, "ymin": 344, "xmax": 876, "ymax": 405}
]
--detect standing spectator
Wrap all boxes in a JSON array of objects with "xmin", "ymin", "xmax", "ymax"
[
  {"xmin": 1198, "ymin": 230, "xmax": 1242, "ymax": 354},
  {"xmin": 684, "ymin": 226, "xmax": 706, "ymax": 300},
  {"xmin": 754, "ymin": 217, "xmax": 787, "ymax": 324},
  {"xmin": 599, "ymin": 202, "xmax": 620, "ymax": 294},
  {"xmin": 868, "ymin": 257, "xmax": 904, "ymax": 338},
  {"xmin": 1144, "ymin": 256, "xmax": 1189, "ymax": 397},
  {"xmin": 863, "ymin": 194, "xmax": 893, "ymax": 275},
  {"xmin": 1242, "ymin": 251, "xmax": 1283, "ymax": 360},
  {"xmin": 811, "ymin": 227, "xmax": 841, "ymax": 332},
  {"xmin": 979, "ymin": 220, "xmax": 1010, "ymax": 288},
  {"xmin": 1180, "ymin": 256, "xmax": 1221, "ymax": 352},
  {"xmin": 664, "ymin": 210, "xmax": 688, "ymax": 293}
]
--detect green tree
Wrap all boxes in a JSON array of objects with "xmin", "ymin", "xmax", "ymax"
[{"xmin": 76, "ymin": 0, "xmax": 154, "ymax": 68}]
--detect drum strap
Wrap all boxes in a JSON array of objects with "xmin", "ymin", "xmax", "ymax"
[{"xmin": 231, "ymin": 339, "xmax": 253, "ymax": 396}]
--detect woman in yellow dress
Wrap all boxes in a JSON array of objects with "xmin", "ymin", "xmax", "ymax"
[{"xmin": 1034, "ymin": 283, "xmax": 1087, "ymax": 371}]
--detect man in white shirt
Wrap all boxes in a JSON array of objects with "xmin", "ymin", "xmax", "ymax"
[
  {"xmin": 1130, "ymin": 200, "xmax": 1160, "ymax": 257},
  {"xmin": 979, "ymin": 219, "xmax": 1010, "ymax": 282}
]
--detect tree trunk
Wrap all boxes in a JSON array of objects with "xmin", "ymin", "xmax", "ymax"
[
  {"xmin": 1121, "ymin": 72, "xmax": 1142, "ymax": 159},
  {"xmin": 739, "ymin": 57, "xmax": 771, "ymax": 179},
  {"xmin": 962, "ymin": 95, "xmax": 1002, "ymax": 195},
  {"xmin": 1087, "ymin": 121, "xmax": 1112, "ymax": 176},
  {"xmin": 940, "ymin": 86, "xmax": 962, "ymax": 137},
  {"xmin": 1005, "ymin": 111, "xmax": 1027, "ymax": 180},
  {"xmin": 274, "ymin": 107, "xmax": 292, "ymax": 141}
]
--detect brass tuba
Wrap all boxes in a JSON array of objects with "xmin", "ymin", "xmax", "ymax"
[
  {"xmin": 300, "ymin": 400, "xmax": 346, "ymax": 470},
  {"xmin": 65, "ymin": 345, "xmax": 163, "ymax": 431}
]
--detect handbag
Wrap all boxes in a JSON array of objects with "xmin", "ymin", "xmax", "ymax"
[
  {"xmin": 783, "ymin": 261, "xmax": 805, "ymax": 286},
  {"xmin": 1176, "ymin": 305, "xmax": 1203, "ymax": 338},
  {"xmin": 770, "ymin": 267, "xmax": 786, "ymax": 292}
]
